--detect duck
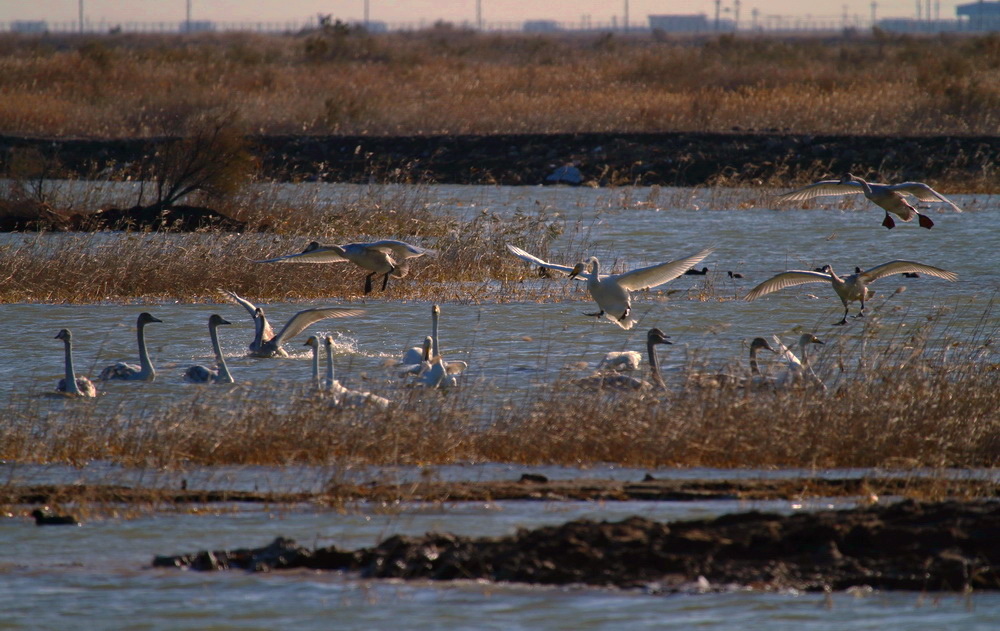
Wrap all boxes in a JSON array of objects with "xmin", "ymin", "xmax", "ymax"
[
  {"xmin": 254, "ymin": 240, "xmax": 435, "ymax": 294},
  {"xmin": 775, "ymin": 173, "xmax": 961, "ymax": 229},
  {"xmin": 745, "ymin": 260, "xmax": 957, "ymax": 325},
  {"xmin": 506, "ymin": 244, "xmax": 714, "ymax": 330},
  {"xmin": 98, "ymin": 312, "xmax": 162, "ymax": 381}
]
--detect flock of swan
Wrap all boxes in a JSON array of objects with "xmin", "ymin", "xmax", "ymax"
[{"xmin": 52, "ymin": 172, "xmax": 962, "ymax": 399}]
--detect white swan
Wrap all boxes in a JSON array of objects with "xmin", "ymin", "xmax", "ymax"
[
  {"xmin": 323, "ymin": 335, "xmax": 389, "ymax": 410},
  {"xmin": 775, "ymin": 173, "xmax": 961, "ymax": 230},
  {"xmin": 400, "ymin": 304, "xmax": 467, "ymax": 375},
  {"xmin": 304, "ymin": 335, "xmax": 323, "ymax": 390},
  {"xmin": 745, "ymin": 260, "xmax": 957, "ymax": 325},
  {"xmin": 772, "ymin": 333, "xmax": 826, "ymax": 390},
  {"xmin": 221, "ymin": 290, "xmax": 364, "ymax": 358},
  {"xmin": 185, "ymin": 314, "xmax": 235, "ymax": 384},
  {"xmin": 597, "ymin": 350, "xmax": 642, "ymax": 372},
  {"xmin": 55, "ymin": 329, "xmax": 97, "ymax": 397},
  {"xmin": 255, "ymin": 240, "xmax": 435, "ymax": 294},
  {"xmin": 99, "ymin": 312, "xmax": 162, "ymax": 381},
  {"xmin": 506, "ymin": 244, "xmax": 714, "ymax": 330},
  {"xmin": 687, "ymin": 337, "xmax": 778, "ymax": 388},
  {"xmin": 574, "ymin": 328, "xmax": 672, "ymax": 391}
]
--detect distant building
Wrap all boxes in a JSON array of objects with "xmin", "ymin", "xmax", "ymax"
[
  {"xmin": 10, "ymin": 20, "xmax": 47, "ymax": 33},
  {"xmin": 181, "ymin": 20, "xmax": 215, "ymax": 33},
  {"xmin": 957, "ymin": 1, "xmax": 1000, "ymax": 30},
  {"xmin": 648, "ymin": 14, "xmax": 710, "ymax": 32},
  {"xmin": 523, "ymin": 20, "xmax": 560, "ymax": 33}
]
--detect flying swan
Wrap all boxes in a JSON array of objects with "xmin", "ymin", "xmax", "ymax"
[
  {"xmin": 254, "ymin": 240, "xmax": 435, "ymax": 294},
  {"xmin": 99, "ymin": 312, "xmax": 163, "ymax": 381},
  {"xmin": 505, "ymin": 244, "xmax": 714, "ymax": 330},
  {"xmin": 774, "ymin": 173, "xmax": 961, "ymax": 230},
  {"xmin": 744, "ymin": 261, "xmax": 957, "ymax": 325}
]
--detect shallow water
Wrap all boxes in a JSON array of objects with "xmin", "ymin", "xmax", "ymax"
[{"xmin": 3, "ymin": 183, "xmax": 999, "ymax": 628}]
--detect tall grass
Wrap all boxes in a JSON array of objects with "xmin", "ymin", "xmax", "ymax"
[
  {"xmin": 1, "ymin": 30, "xmax": 999, "ymax": 138},
  {"xmin": 3, "ymin": 313, "xmax": 996, "ymax": 471}
]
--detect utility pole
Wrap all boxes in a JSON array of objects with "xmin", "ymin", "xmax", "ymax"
[
  {"xmin": 714, "ymin": 0, "xmax": 721, "ymax": 30},
  {"xmin": 734, "ymin": 0, "xmax": 741, "ymax": 30},
  {"xmin": 477, "ymin": 0, "xmax": 482, "ymax": 30},
  {"xmin": 364, "ymin": 0, "xmax": 369, "ymax": 27},
  {"xmin": 623, "ymin": 0, "xmax": 629, "ymax": 32},
  {"xmin": 79, "ymin": 0, "xmax": 83, "ymax": 33},
  {"xmin": 186, "ymin": 0, "xmax": 191, "ymax": 32},
  {"xmin": 871, "ymin": 1, "xmax": 877, "ymax": 26},
  {"xmin": 751, "ymin": 7, "xmax": 759, "ymax": 30}
]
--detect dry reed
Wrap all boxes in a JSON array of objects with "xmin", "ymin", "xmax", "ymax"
[{"xmin": 1, "ymin": 30, "xmax": 999, "ymax": 139}]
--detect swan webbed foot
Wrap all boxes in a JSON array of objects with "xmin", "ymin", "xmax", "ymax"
[
  {"xmin": 583, "ymin": 310, "xmax": 604, "ymax": 318},
  {"xmin": 834, "ymin": 319, "xmax": 848, "ymax": 326},
  {"xmin": 617, "ymin": 308, "xmax": 630, "ymax": 322},
  {"xmin": 918, "ymin": 214, "xmax": 934, "ymax": 229},
  {"xmin": 882, "ymin": 214, "xmax": 895, "ymax": 229}
]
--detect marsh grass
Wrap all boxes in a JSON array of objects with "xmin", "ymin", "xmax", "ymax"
[
  {"xmin": 2, "ymin": 31, "xmax": 1000, "ymax": 139},
  {"xmin": 3, "ymin": 312, "xmax": 996, "ymax": 472}
]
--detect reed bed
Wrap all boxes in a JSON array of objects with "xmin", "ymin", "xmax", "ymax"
[
  {"xmin": 1, "ymin": 30, "xmax": 999, "ymax": 139},
  {"xmin": 4, "ymin": 314, "xmax": 997, "ymax": 471}
]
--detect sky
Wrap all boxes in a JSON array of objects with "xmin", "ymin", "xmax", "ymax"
[{"xmin": 0, "ymin": 1, "xmax": 967, "ymax": 27}]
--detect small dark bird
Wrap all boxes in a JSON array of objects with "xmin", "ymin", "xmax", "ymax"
[
  {"xmin": 902, "ymin": 272, "xmax": 920, "ymax": 278},
  {"xmin": 727, "ymin": 271, "xmax": 744, "ymax": 279},
  {"xmin": 31, "ymin": 508, "xmax": 79, "ymax": 526},
  {"xmin": 684, "ymin": 266, "xmax": 709, "ymax": 276}
]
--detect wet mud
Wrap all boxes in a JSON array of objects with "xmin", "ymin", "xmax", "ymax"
[{"xmin": 153, "ymin": 499, "xmax": 1000, "ymax": 593}]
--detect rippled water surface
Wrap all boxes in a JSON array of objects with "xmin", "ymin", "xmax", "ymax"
[{"xmin": 2, "ymin": 183, "xmax": 999, "ymax": 629}]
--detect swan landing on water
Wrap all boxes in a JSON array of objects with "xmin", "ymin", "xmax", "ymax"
[{"xmin": 505, "ymin": 244, "xmax": 714, "ymax": 330}]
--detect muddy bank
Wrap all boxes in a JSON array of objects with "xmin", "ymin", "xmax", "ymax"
[
  {"xmin": 7, "ymin": 475, "xmax": 997, "ymax": 507},
  {"xmin": 153, "ymin": 499, "xmax": 1000, "ymax": 592},
  {"xmin": 2, "ymin": 131, "xmax": 997, "ymax": 188}
]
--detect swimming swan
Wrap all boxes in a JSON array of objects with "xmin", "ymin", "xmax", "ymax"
[
  {"xmin": 774, "ymin": 173, "xmax": 961, "ymax": 230},
  {"xmin": 687, "ymin": 337, "xmax": 777, "ymax": 388},
  {"xmin": 772, "ymin": 333, "xmax": 826, "ymax": 390},
  {"xmin": 573, "ymin": 328, "xmax": 672, "ymax": 391},
  {"xmin": 254, "ymin": 240, "xmax": 435, "ymax": 294},
  {"xmin": 505, "ymin": 244, "xmax": 714, "ymax": 330},
  {"xmin": 325, "ymin": 336, "xmax": 390, "ymax": 408},
  {"xmin": 744, "ymin": 261, "xmax": 957, "ymax": 325},
  {"xmin": 99, "ymin": 312, "xmax": 162, "ymax": 381},
  {"xmin": 400, "ymin": 304, "xmax": 467, "ymax": 375},
  {"xmin": 185, "ymin": 314, "xmax": 234, "ymax": 384},
  {"xmin": 55, "ymin": 329, "xmax": 97, "ymax": 397}
]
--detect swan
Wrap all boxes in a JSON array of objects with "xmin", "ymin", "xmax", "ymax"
[
  {"xmin": 744, "ymin": 260, "xmax": 957, "ymax": 325},
  {"xmin": 98, "ymin": 312, "xmax": 162, "ymax": 381},
  {"xmin": 185, "ymin": 314, "xmax": 235, "ymax": 384},
  {"xmin": 54, "ymin": 329, "xmax": 97, "ymax": 397},
  {"xmin": 687, "ymin": 337, "xmax": 778, "ymax": 388},
  {"xmin": 311, "ymin": 335, "xmax": 390, "ymax": 407},
  {"xmin": 254, "ymin": 240, "xmax": 435, "ymax": 294},
  {"xmin": 400, "ymin": 304, "xmax": 467, "ymax": 375},
  {"xmin": 597, "ymin": 350, "xmax": 642, "ymax": 372},
  {"xmin": 221, "ymin": 290, "xmax": 364, "ymax": 358},
  {"xmin": 506, "ymin": 244, "xmax": 714, "ymax": 330},
  {"xmin": 774, "ymin": 173, "xmax": 961, "ymax": 230},
  {"xmin": 573, "ymin": 328, "xmax": 672, "ymax": 391},
  {"xmin": 772, "ymin": 333, "xmax": 826, "ymax": 390}
]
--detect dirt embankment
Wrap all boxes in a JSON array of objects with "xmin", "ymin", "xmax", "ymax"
[
  {"xmin": 153, "ymin": 499, "xmax": 1000, "ymax": 593},
  {"xmin": 2, "ymin": 132, "xmax": 998, "ymax": 187}
]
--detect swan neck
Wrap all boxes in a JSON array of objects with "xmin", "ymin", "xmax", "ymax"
[
  {"xmin": 210, "ymin": 324, "xmax": 233, "ymax": 383},
  {"xmin": 310, "ymin": 346, "xmax": 320, "ymax": 388},
  {"xmin": 137, "ymin": 321, "xmax": 154, "ymax": 377},
  {"xmin": 431, "ymin": 312, "xmax": 440, "ymax": 357},
  {"xmin": 749, "ymin": 348, "xmax": 761, "ymax": 375},
  {"xmin": 62, "ymin": 337, "xmax": 80, "ymax": 394},
  {"xmin": 325, "ymin": 343, "xmax": 335, "ymax": 389},
  {"xmin": 647, "ymin": 338, "xmax": 665, "ymax": 388}
]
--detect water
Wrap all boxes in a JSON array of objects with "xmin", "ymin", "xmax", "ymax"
[{"xmin": 2, "ymin": 183, "xmax": 999, "ymax": 629}]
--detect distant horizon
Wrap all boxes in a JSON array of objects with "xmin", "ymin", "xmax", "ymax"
[{"xmin": 0, "ymin": 1, "xmax": 968, "ymax": 27}]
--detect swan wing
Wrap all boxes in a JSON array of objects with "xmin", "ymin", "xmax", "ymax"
[
  {"xmin": 770, "ymin": 335, "xmax": 803, "ymax": 368},
  {"xmin": 744, "ymin": 270, "xmax": 831, "ymax": 301},
  {"xmin": 505, "ymin": 243, "xmax": 582, "ymax": 278},
  {"xmin": 254, "ymin": 243, "xmax": 349, "ymax": 264},
  {"xmin": 773, "ymin": 180, "xmax": 864, "ymax": 203},
  {"xmin": 271, "ymin": 307, "xmax": 366, "ymax": 345},
  {"xmin": 615, "ymin": 247, "xmax": 714, "ymax": 291},
  {"xmin": 220, "ymin": 289, "xmax": 258, "ymax": 319},
  {"xmin": 364, "ymin": 240, "xmax": 436, "ymax": 259},
  {"xmin": 888, "ymin": 182, "xmax": 963, "ymax": 211},
  {"xmin": 860, "ymin": 260, "xmax": 958, "ymax": 283}
]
